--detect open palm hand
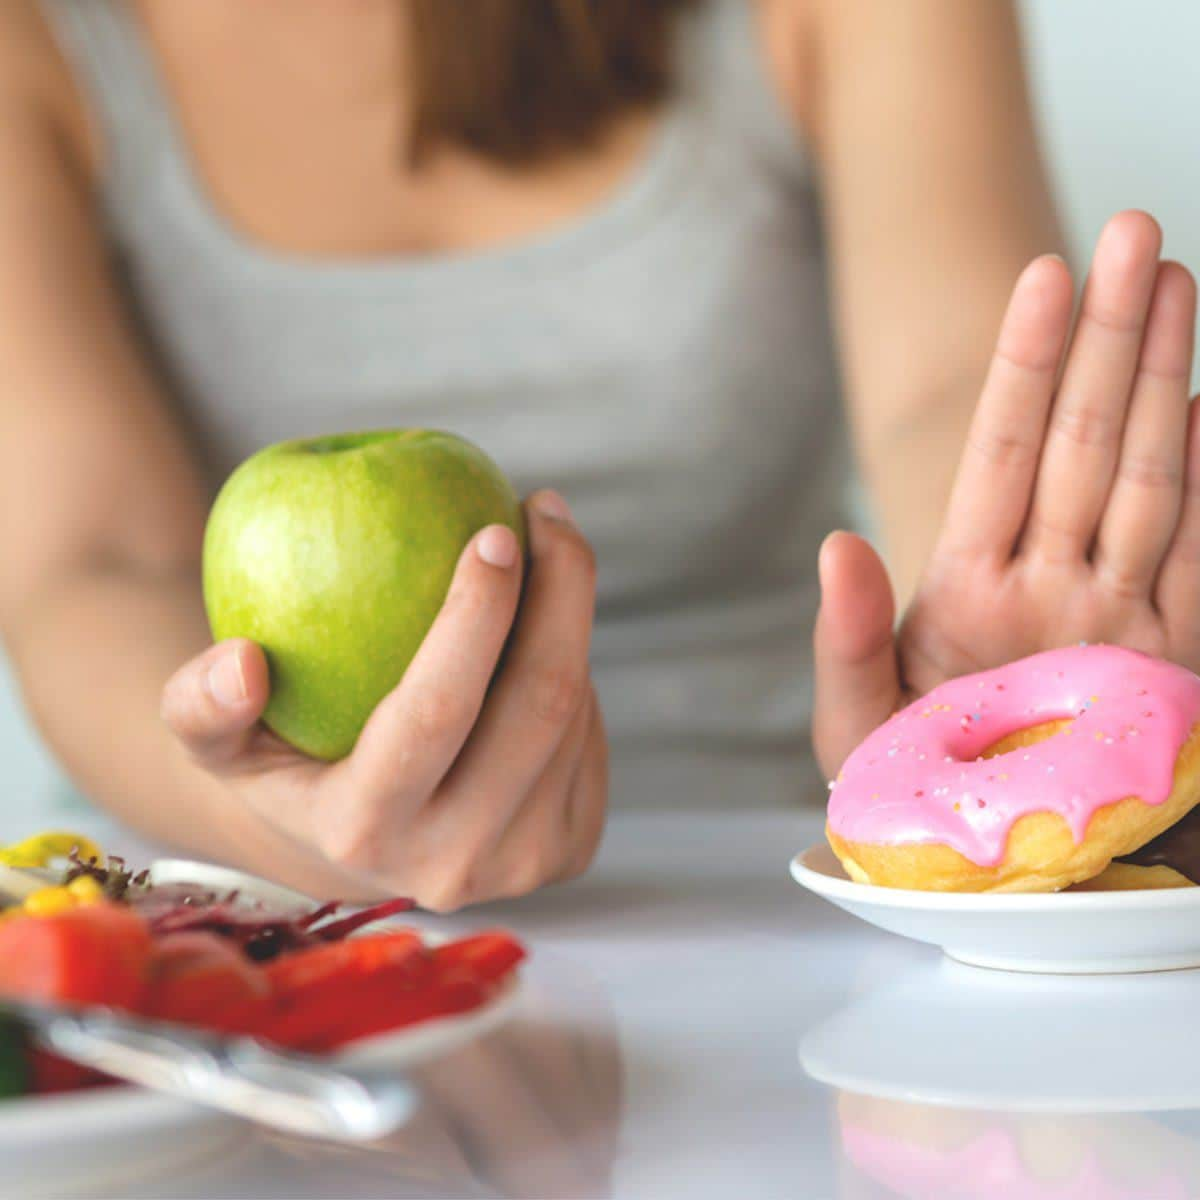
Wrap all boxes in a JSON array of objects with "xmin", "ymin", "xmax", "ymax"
[{"xmin": 814, "ymin": 212, "xmax": 1200, "ymax": 776}]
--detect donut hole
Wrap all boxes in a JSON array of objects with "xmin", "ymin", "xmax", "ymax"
[{"xmin": 980, "ymin": 718, "xmax": 1074, "ymax": 760}]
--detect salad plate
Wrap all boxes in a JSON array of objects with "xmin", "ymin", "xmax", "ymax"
[
  {"xmin": 0, "ymin": 855, "xmax": 524, "ymax": 1194},
  {"xmin": 0, "ymin": 1082, "xmax": 244, "ymax": 1199},
  {"xmin": 792, "ymin": 841, "xmax": 1200, "ymax": 974},
  {"xmin": 147, "ymin": 857, "xmax": 316, "ymax": 909},
  {"xmin": 146, "ymin": 857, "xmax": 524, "ymax": 1064}
]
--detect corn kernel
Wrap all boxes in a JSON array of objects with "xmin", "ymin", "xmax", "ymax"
[
  {"xmin": 23, "ymin": 886, "xmax": 76, "ymax": 916},
  {"xmin": 66, "ymin": 876, "xmax": 104, "ymax": 903}
]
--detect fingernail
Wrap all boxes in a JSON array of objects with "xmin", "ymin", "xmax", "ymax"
[
  {"xmin": 535, "ymin": 490, "xmax": 575, "ymax": 525},
  {"xmin": 207, "ymin": 649, "xmax": 247, "ymax": 707},
  {"xmin": 476, "ymin": 524, "xmax": 519, "ymax": 568}
]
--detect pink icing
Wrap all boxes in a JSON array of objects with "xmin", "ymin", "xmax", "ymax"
[
  {"xmin": 826, "ymin": 645, "xmax": 1200, "ymax": 867},
  {"xmin": 841, "ymin": 1121, "xmax": 1189, "ymax": 1200}
]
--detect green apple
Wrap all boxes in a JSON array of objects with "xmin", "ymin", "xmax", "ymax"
[{"xmin": 202, "ymin": 430, "xmax": 525, "ymax": 760}]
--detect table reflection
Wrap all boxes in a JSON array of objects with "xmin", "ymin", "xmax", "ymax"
[
  {"xmin": 264, "ymin": 950, "xmax": 622, "ymax": 1200},
  {"xmin": 800, "ymin": 958, "xmax": 1200, "ymax": 1199}
]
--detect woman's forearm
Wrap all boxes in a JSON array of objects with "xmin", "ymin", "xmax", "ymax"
[
  {"xmin": 807, "ymin": 0, "xmax": 1063, "ymax": 604},
  {"xmin": 7, "ymin": 560, "xmax": 470, "ymax": 902},
  {"xmin": 6, "ymin": 563, "xmax": 256, "ymax": 857}
]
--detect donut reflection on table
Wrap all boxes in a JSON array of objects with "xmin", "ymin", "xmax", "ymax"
[
  {"xmin": 836, "ymin": 1093, "xmax": 1200, "ymax": 1200},
  {"xmin": 801, "ymin": 952, "xmax": 1200, "ymax": 1200}
]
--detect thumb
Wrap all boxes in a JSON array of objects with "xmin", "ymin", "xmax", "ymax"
[
  {"xmin": 812, "ymin": 531, "xmax": 901, "ymax": 777},
  {"xmin": 161, "ymin": 639, "xmax": 271, "ymax": 768}
]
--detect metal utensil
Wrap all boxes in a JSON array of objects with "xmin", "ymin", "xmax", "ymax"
[
  {"xmin": 0, "ymin": 863, "xmax": 58, "ymax": 903},
  {"xmin": 2, "ymin": 1000, "xmax": 416, "ymax": 1141}
]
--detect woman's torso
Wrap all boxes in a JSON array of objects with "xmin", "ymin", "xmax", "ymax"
[{"xmin": 40, "ymin": 0, "xmax": 849, "ymax": 798}]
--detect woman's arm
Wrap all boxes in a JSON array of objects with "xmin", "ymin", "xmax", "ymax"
[
  {"xmin": 765, "ymin": 0, "xmax": 1062, "ymax": 601},
  {"xmin": 0, "ymin": 11, "xmax": 606, "ymax": 908},
  {"xmin": 0, "ymin": 13, "xmax": 226, "ymax": 848}
]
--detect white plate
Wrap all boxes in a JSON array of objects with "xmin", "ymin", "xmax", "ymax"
[
  {"xmin": 0, "ymin": 1088, "xmax": 243, "ymax": 1199},
  {"xmin": 148, "ymin": 857, "xmax": 318, "ymax": 909},
  {"xmin": 791, "ymin": 841, "xmax": 1200, "ymax": 974},
  {"xmin": 0, "ymin": 859, "xmax": 523, "ymax": 1191}
]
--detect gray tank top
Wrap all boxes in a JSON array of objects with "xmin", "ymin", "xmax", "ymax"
[{"xmin": 42, "ymin": 0, "xmax": 850, "ymax": 802}]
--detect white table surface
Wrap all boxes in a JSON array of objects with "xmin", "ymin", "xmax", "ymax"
[
  {"xmin": 5, "ymin": 661, "xmax": 1200, "ymax": 1199},
  {"xmin": 94, "ymin": 802, "xmax": 1198, "ymax": 1200}
]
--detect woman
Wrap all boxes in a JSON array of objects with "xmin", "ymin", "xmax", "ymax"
[{"xmin": 0, "ymin": 1, "xmax": 1195, "ymax": 908}]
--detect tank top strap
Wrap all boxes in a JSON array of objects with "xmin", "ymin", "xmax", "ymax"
[
  {"xmin": 680, "ymin": 0, "xmax": 812, "ymax": 187},
  {"xmin": 39, "ymin": 0, "xmax": 174, "ymax": 201}
]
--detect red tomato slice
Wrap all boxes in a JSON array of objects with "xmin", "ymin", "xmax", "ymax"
[
  {"xmin": 261, "ymin": 933, "xmax": 431, "ymax": 1049},
  {"xmin": 263, "ymin": 930, "xmax": 426, "ymax": 993},
  {"xmin": 143, "ymin": 932, "xmax": 272, "ymax": 1035},
  {"xmin": 433, "ymin": 932, "xmax": 526, "ymax": 986},
  {"xmin": 0, "ymin": 903, "xmax": 151, "ymax": 1010},
  {"xmin": 268, "ymin": 971, "xmax": 489, "ymax": 1053}
]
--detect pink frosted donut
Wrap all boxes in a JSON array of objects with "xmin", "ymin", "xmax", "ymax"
[{"xmin": 825, "ymin": 645, "xmax": 1200, "ymax": 892}]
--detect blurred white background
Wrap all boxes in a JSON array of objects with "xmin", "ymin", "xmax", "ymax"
[
  {"xmin": 1021, "ymin": 0, "xmax": 1200, "ymax": 390},
  {"xmin": 3, "ymin": 2, "xmax": 1199, "ymax": 825}
]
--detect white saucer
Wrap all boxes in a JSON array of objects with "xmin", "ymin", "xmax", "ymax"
[{"xmin": 791, "ymin": 841, "xmax": 1200, "ymax": 974}]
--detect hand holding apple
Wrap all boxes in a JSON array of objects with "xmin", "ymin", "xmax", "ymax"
[
  {"xmin": 202, "ymin": 430, "xmax": 527, "ymax": 760},
  {"xmin": 162, "ymin": 440, "xmax": 606, "ymax": 909}
]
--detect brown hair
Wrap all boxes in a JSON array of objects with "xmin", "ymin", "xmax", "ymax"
[{"xmin": 406, "ymin": 0, "xmax": 698, "ymax": 164}]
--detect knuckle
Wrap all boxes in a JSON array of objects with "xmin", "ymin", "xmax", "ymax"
[
  {"xmin": 409, "ymin": 689, "xmax": 473, "ymax": 744},
  {"xmin": 506, "ymin": 838, "xmax": 561, "ymax": 898},
  {"xmin": 1081, "ymin": 300, "xmax": 1142, "ymax": 335},
  {"xmin": 158, "ymin": 682, "xmax": 188, "ymax": 735},
  {"xmin": 445, "ymin": 565, "xmax": 497, "ymax": 611},
  {"xmin": 319, "ymin": 815, "xmax": 382, "ymax": 875},
  {"xmin": 966, "ymin": 428, "xmax": 1039, "ymax": 469},
  {"xmin": 502, "ymin": 860, "xmax": 547, "ymax": 901},
  {"xmin": 1051, "ymin": 405, "xmax": 1122, "ymax": 450},
  {"xmin": 564, "ymin": 836, "xmax": 601, "ymax": 881},
  {"xmin": 529, "ymin": 661, "xmax": 588, "ymax": 725},
  {"xmin": 1095, "ymin": 559, "xmax": 1148, "ymax": 602},
  {"xmin": 1116, "ymin": 453, "xmax": 1181, "ymax": 490},
  {"xmin": 159, "ymin": 667, "xmax": 202, "ymax": 735},
  {"xmin": 1026, "ymin": 511, "xmax": 1086, "ymax": 563},
  {"xmin": 419, "ymin": 862, "xmax": 479, "ymax": 914}
]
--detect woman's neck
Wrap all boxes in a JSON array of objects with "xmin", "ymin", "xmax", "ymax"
[{"xmin": 136, "ymin": 0, "xmax": 409, "ymax": 110}]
